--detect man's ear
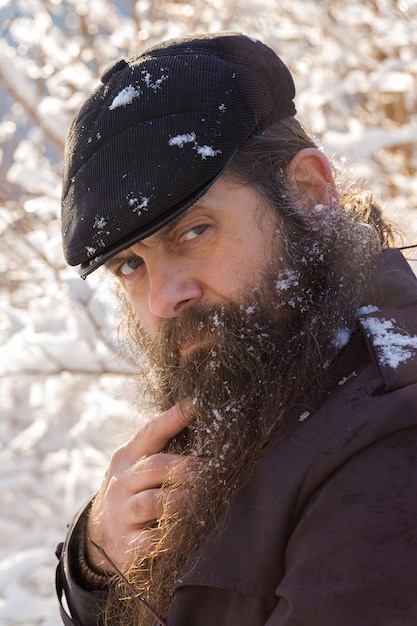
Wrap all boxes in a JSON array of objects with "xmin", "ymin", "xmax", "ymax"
[{"xmin": 285, "ymin": 148, "xmax": 338, "ymax": 210}]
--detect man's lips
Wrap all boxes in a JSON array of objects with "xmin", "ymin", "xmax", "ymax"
[
  {"xmin": 178, "ymin": 334, "xmax": 213, "ymax": 357},
  {"xmin": 179, "ymin": 336, "xmax": 200, "ymax": 353}
]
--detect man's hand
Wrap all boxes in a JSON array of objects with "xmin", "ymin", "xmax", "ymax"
[{"xmin": 86, "ymin": 404, "xmax": 193, "ymax": 574}]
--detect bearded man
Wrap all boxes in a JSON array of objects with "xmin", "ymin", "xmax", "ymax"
[{"xmin": 55, "ymin": 32, "xmax": 417, "ymax": 626}]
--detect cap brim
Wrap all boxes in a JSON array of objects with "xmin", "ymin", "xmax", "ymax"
[{"xmin": 78, "ymin": 152, "xmax": 236, "ymax": 278}]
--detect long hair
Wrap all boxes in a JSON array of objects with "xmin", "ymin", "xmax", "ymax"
[{"xmin": 226, "ymin": 117, "xmax": 396, "ymax": 250}]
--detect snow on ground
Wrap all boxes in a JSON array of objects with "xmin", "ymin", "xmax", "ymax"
[{"xmin": 0, "ymin": 0, "xmax": 416, "ymax": 624}]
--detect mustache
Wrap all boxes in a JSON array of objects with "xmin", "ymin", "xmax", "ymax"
[
  {"xmin": 148, "ymin": 295, "xmax": 288, "ymax": 367},
  {"xmin": 143, "ymin": 302, "xmax": 303, "ymax": 395},
  {"xmin": 160, "ymin": 304, "xmax": 225, "ymax": 345},
  {"xmin": 148, "ymin": 302, "xmax": 246, "ymax": 360}
]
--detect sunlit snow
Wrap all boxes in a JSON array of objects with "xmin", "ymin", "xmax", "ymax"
[
  {"xmin": 109, "ymin": 85, "xmax": 141, "ymax": 110},
  {"xmin": 0, "ymin": 1, "xmax": 416, "ymax": 625},
  {"xmin": 360, "ymin": 315, "xmax": 417, "ymax": 369}
]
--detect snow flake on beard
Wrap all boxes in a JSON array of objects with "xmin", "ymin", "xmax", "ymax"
[
  {"xmin": 357, "ymin": 306, "xmax": 417, "ymax": 369},
  {"xmin": 331, "ymin": 327, "xmax": 352, "ymax": 350},
  {"xmin": 275, "ymin": 268, "xmax": 300, "ymax": 293},
  {"xmin": 274, "ymin": 268, "xmax": 301, "ymax": 309},
  {"xmin": 168, "ymin": 132, "xmax": 222, "ymax": 160}
]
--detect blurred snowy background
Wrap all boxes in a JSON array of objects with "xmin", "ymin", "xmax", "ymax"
[{"xmin": 0, "ymin": 0, "xmax": 416, "ymax": 623}]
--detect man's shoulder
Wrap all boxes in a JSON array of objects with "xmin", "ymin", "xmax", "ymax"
[
  {"xmin": 266, "ymin": 271, "xmax": 417, "ymax": 515},
  {"xmin": 291, "ymin": 248, "xmax": 417, "ymax": 473}
]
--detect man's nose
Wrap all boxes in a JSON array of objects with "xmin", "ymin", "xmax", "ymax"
[{"xmin": 147, "ymin": 260, "xmax": 203, "ymax": 320}]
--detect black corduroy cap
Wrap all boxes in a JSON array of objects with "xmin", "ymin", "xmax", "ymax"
[{"xmin": 61, "ymin": 32, "xmax": 296, "ymax": 277}]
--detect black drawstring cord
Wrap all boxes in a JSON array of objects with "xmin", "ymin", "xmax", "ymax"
[
  {"xmin": 397, "ymin": 244, "xmax": 417, "ymax": 251},
  {"xmin": 90, "ymin": 540, "xmax": 168, "ymax": 626}
]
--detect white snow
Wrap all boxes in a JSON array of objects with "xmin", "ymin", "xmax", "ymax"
[
  {"xmin": 196, "ymin": 145, "xmax": 221, "ymax": 159},
  {"xmin": 109, "ymin": 85, "xmax": 141, "ymax": 110},
  {"xmin": 93, "ymin": 216, "xmax": 107, "ymax": 229},
  {"xmin": 168, "ymin": 132, "xmax": 197, "ymax": 147},
  {"xmin": 357, "ymin": 305, "xmax": 379, "ymax": 316},
  {"xmin": 141, "ymin": 70, "xmax": 169, "ymax": 90},
  {"xmin": 275, "ymin": 269, "xmax": 300, "ymax": 292},
  {"xmin": 169, "ymin": 133, "xmax": 222, "ymax": 159},
  {"xmin": 128, "ymin": 195, "xmax": 150, "ymax": 214},
  {"xmin": 332, "ymin": 328, "xmax": 352, "ymax": 350},
  {"xmin": 360, "ymin": 316, "xmax": 417, "ymax": 369},
  {"xmin": 1, "ymin": 1, "xmax": 417, "ymax": 624},
  {"xmin": 85, "ymin": 245, "xmax": 97, "ymax": 256}
]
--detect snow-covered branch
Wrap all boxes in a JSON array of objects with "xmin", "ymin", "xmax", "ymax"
[{"xmin": 0, "ymin": 1, "xmax": 416, "ymax": 624}]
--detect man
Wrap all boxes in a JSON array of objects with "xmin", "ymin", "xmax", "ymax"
[{"xmin": 56, "ymin": 32, "xmax": 417, "ymax": 626}]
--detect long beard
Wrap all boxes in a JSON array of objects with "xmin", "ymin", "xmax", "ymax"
[{"xmin": 105, "ymin": 206, "xmax": 380, "ymax": 625}]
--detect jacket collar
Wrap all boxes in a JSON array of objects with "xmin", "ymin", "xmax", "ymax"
[{"xmin": 358, "ymin": 249, "xmax": 417, "ymax": 392}]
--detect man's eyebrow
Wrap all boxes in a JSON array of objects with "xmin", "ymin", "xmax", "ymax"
[
  {"xmin": 156, "ymin": 210, "xmax": 190, "ymax": 237},
  {"xmin": 155, "ymin": 201, "xmax": 207, "ymax": 237},
  {"xmin": 104, "ymin": 203, "xmax": 206, "ymax": 271},
  {"xmin": 104, "ymin": 253, "xmax": 130, "ymax": 272}
]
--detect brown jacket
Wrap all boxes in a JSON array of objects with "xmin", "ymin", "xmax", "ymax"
[{"xmin": 56, "ymin": 249, "xmax": 417, "ymax": 625}]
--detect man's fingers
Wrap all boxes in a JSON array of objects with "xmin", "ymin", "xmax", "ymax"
[
  {"xmin": 105, "ymin": 453, "xmax": 186, "ymax": 501},
  {"xmin": 117, "ymin": 403, "xmax": 195, "ymax": 467},
  {"xmin": 103, "ymin": 454, "xmax": 189, "ymax": 525},
  {"xmin": 121, "ymin": 488, "xmax": 164, "ymax": 526},
  {"xmin": 124, "ymin": 480, "xmax": 190, "ymax": 527},
  {"xmin": 85, "ymin": 403, "xmax": 196, "ymax": 574}
]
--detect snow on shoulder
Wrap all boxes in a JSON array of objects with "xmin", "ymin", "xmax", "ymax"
[{"xmin": 358, "ymin": 306, "xmax": 417, "ymax": 370}]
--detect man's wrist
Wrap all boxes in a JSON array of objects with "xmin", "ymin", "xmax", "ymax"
[{"xmin": 75, "ymin": 504, "xmax": 111, "ymax": 591}]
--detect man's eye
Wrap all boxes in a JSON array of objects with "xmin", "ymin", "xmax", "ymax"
[
  {"xmin": 181, "ymin": 224, "xmax": 208, "ymax": 241},
  {"xmin": 119, "ymin": 256, "xmax": 143, "ymax": 276}
]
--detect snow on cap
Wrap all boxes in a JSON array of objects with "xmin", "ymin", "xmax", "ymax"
[{"xmin": 61, "ymin": 32, "xmax": 296, "ymax": 277}]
